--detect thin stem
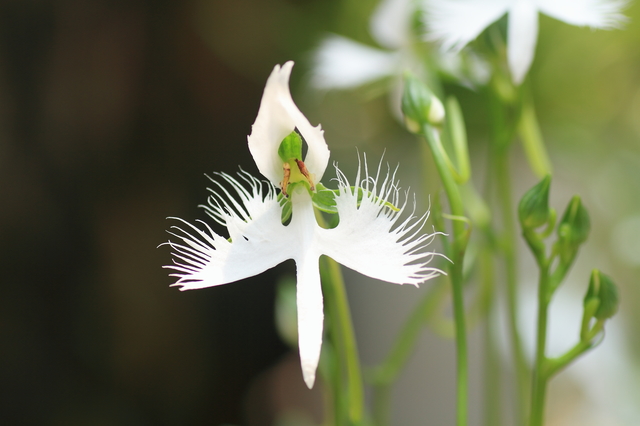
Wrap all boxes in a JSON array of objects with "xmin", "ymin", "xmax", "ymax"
[
  {"xmin": 424, "ymin": 126, "xmax": 469, "ymax": 426},
  {"xmin": 529, "ymin": 258, "xmax": 551, "ymax": 426},
  {"xmin": 487, "ymin": 89, "xmax": 529, "ymax": 425},
  {"xmin": 316, "ymin": 208, "xmax": 364, "ymax": 424},
  {"xmin": 319, "ymin": 254, "xmax": 364, "ymax": 424},
  {"xmin": 496, "ymin": 149, "xmax": 530, "ymax": 424}
]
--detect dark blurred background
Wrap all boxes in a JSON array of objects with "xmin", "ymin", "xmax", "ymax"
[
  {"xmin": 0, "ymin": 1, "xmax": 339, "ymax": 424},
  {"xmin": 2, "ymin": 1, "xmax": 640, "ymax": 425}
]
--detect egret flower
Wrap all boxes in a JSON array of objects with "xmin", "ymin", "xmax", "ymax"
[
  {"xmin": 164, "ymin": 61, "xmax": 443, "ymax": 389},
  {"xmin": 311, "ymin": 0, "xmax": 488, "ymax": 96},
  {"xmin": 423, "ymin": 0, "xmax": 628, "ymax": 84}
]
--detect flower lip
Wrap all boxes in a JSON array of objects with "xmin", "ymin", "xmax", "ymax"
[{"xmin": 248, "ymin": 61, "xmax": 330, "ymax": 188}]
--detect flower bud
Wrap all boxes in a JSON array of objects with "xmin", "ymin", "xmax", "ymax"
[
  {"xmin": 519, "ymin": 175, "xmax": 551, "ymax": 229},
  {"xmin": 557, "ymin": 196, "xmax": 590, "ymax": 250},
  {"xmin": 584, "ymin": 270, "xmax": 619, "ymax": 320},
  {"xmin": 401, "ymin": 73, "xmax": 445, "ymax": 133}
]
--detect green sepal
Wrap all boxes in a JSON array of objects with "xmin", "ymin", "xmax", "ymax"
[{"xmin": 278, "ymin": 131, "xmax": 303, "ymax": 162}]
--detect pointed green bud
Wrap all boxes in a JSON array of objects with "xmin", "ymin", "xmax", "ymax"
[
  {"xmin": 401, "ymin": 73, "xmax": 445, "ymax": 133},
  {"xmin": 278, "ymin": 131, "xmax": 303, "ymax": 163},
  {"xmin": 584, "ymin": 270, "xmax": 619, "ymax": 320},
  {"xmin": 557, "ymin": 196, "xmax": 590, "ymax": 247},
  {"xmin": 519, "ymin": 175, "xmax": 552, "ymax": 229}
]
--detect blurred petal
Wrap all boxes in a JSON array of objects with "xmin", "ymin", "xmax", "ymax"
[
  {"xmin": 370, "ymin": 0, "xmax": 413, "ymax": 49},
  {"xmin": 311, "ymin": 34, "xmax": 400, "ymax": 89},
  {"xmin": 424, "ymin": 0, "xmax": 511, "ymax": 51},
  {"xmin": 537, "ymin": 0, "xmax": 628, "ymax": 29},
  {"xmin": 248, "ymin": 61, "xmax": 330, "ymax": 186},
  {"xmin": 165, "ymin": 171, "xmax": 293, "ymax": 290},
  {"xmin": 508, "ymin": 0, "xmax": 539, "ymax": 85},
  {"xmin": 319, "ymin": 160, "xmax": 444, "ymax": 286}
]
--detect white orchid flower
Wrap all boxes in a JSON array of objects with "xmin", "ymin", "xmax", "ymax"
[
  {"xmin": 164, "ymin": 61, "xmax": 443, "ymax": 389},
  {"xmin": 424, "ymin": 0, "xmax": 627, "ymax": 85},
  {"xmin": 311, "ymin": 0, "xmax": 489, "ymax": 96},
  {"xmin": 311, "ymin": 0, "xmax": 414, "ymax": 90}
]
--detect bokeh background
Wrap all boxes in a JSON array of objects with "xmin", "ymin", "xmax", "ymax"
[{"xmin": 1, "ymin": 0, "xmax": 639, "ymax": 425}]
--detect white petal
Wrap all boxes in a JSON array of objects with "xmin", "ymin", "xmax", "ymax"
[
  {"xmin": 536, "ymin": 0, "xmax": 628, "ymax": 29},
  {"xmin": 164, "ymin": 171, "xmax": 293, "ymax": 290},
  {"xmin": 318, "ymin": 159, "xmax": 444, "ymax": 286},
  {"xmin": 424, "ymin": 0, "xmax": 511, "ymax": 52},
  {"xmin": 286, "ymin": 187, "xmax": 325, "ymax": 388},
  {"xmin": 370, "ymin": 0, "xmax": 413, "ymax": 49},
  {"xmin": 508, "ymin": 0, "xmax": 539, "ymax": 85},
  {"xmin": 294, "ymin": 251, "xmax": 323, "ymax": 388},
  {"xmin": 248, "ymin": 62, "xmax": 330, "ymax": 187},
  {"xmin": 311, "ymin": 34, "xmax": 400, "ymax": 90}
]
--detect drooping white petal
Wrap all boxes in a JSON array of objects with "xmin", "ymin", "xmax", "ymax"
[
  {"xmin": 164, "ymin": 171, "xmax": 294, "ymax": 290},
  {"xmin": 248, "ymin": 61, "xmax": 330, "ymax": 186},
  {"xmin": 286, "ymin": 187, "xmax": 324, "ymax": 389},
  {"xmin": 537, "ymin": 0, "xmax": 628, "ymax": 29},
  {"xmin": 424, "ymin": 0, "xmax": 511, "ymax": 52},
  {"xmin": 294, "ymin": 251, "xmax": 323, "ymax": 389},
  {"xmin": 311, "ymin": 34, "xmax": 401, "ymax": 90},
  {"xmin": 370, "ymin": 0, "xmax": 413, "ymax": 49},
  {"xmin": 319, "ymin": 160, "xmax": 444, "ymax": 286},
  {"xmin": 508, "ymin": 0, "xmax": 539, "ymax": 85}
]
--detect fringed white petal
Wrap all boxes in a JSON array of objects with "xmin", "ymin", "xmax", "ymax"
[
  {"xmin": 248, "ymin": 61, "xmax": 330, "ymax": 186},
  {"xmin": 508, "ymin": 0, "xmax": 539, "ymax": 85},
  {"xmin": 423, "ymin": 0, "xmax": 511, "ymax": 52},
  {"xmin": 164, "ymin": 171, "xmax": 293, "ymax": 290},
  {"xmin": 370, "ymin": 0, "xmax": 413, "ymax": 49},
  {"xmin": 311, "ymin": 34, "xmax": 400, "ymax": 90},
  {"xmin": 537, "ymin": 0, "xmax": 628, "ymax": 29},
  {"xmin": 319, "ymin": 159, "xmax": 445, "ymax": 286}
]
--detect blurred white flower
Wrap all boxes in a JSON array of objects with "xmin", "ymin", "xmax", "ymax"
[
  {"xmin": 310, "ymin": 0, "xmax": 417, "ymax": 90},
  {"xmin": 164, "ymin": 61, "xmax": 443, "ymax": 389},
  {"xmin": 423, "ymin": 0, "xmax": 628, "ymax": 84}
]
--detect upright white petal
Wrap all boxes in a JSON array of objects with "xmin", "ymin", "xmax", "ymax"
[
  {"xmin": 536, "ymin": 0, "xmax": 628, "ymax": 29},
  {"xmin": 319, "ymin": 161, "xmax": 444, "ymax": 286},
  {"xmin": 311, "ymin": 34, "xmax": 401, "ymax": 90},
  {"xmin": 424, "ymin": 0, "xmax": 511, "ymax": 52},
  {"xmin": 370, "ymin": 0, "xmax": 413, "ymax": 49},
  {"xmin": 508, "ymin": 0, "xmax": 539, "ymax": 85},
  {"xmin": 164, "ymin": 171, "xmax": 293, "ymax": 289},
  {"xmin": 248, "ymin": 62, "xmax": 330, "ymax": 186}
]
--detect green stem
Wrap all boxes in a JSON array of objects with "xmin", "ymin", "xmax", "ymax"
[
  {"xmin": 316, "ymin": 212, "xmax": 364, "ymax": 424},
  {"xmin": 424, "ymin": 126, "xmax": 469, "ymax": 426},
  {"xmin": 518, "ymin": 98, "xmax": 552, "ymax": 178},
  {"xmin": 496, "ymin": 150, "xmax": 530, "ymax": 424},
  {"xmin": 320, "ymin": 254, "xmax": 364, "ymax": 424},
  {"xmin": 487, "ymin": 87, "xmax": 529, "ymax": 425},
  {"xmin": 529, "ymin": 258, "xmax": 551, "ymax": 426}
]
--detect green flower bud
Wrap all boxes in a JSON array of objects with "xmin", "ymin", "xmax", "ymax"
[
  {"xmin": 518, "ymin": 175, "xmax": 552, "ymax": 229},
  {"xmin": 401, "ymin": 73, "xmax": 445, "ymax": 133},
  {"xmin": 557, "ymin": 196, "xmax": 590, "ymax": 247},
  {"xmin": 584, "ymin": 270, "xmax": 619, "ymax": 320},
  {"xmin": 278, "ymin": 131, "xmax": 303, "ymax": 163}
]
